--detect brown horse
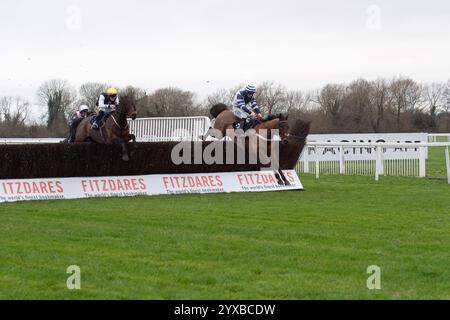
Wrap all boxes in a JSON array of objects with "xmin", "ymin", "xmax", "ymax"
[
  {"xmin": 75, "ymin": 95, "xmax": 138, "ymax": 161},
  {"xmin": 205, "ymin": 104, "xmax": 290, "ymax": 143},
  {"xmin": 206, "ymin": 104, "xmax": 292, "ymax": 185}
]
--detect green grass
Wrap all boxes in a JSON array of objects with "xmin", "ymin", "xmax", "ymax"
[
  {"xmin": 427, "ymin": 147, "xmax": 448, "ymax": 178},
  {"xmin": 0, "ymin": 146, "xmax": 449, "ymax": 299},
  {"xmin": 1, "ymin": 173, "xmax": 449, "ymax": 300}
]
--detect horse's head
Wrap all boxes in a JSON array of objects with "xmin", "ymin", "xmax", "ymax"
[
  {"xmin": 276, "ymin": 114, "xmax": 290, "ymax": 145},
  {"xmin": 119, "ymin": 94, "xmax": 137, "ymax": 120}
]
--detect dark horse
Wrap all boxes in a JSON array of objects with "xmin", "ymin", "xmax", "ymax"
[
  {"xmin": 206, "ymin": 103, "xmax": 293, "ymax": 185},
  {"xmin": 75, "ymin": 95, "xmax": 138, "ymax": 161},
  {"xmin": 205, "ymin": 103, "xmax": 290, "ymax": 143}
]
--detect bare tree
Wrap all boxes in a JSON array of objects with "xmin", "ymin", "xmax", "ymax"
[
  {"xmin": 406, "ymin": 82, "xmax": 424, "ymax": 112},
  {"xmin": 369, "ymin": 79, "xmax": 391, "ymax": 132},
  {"xmin": 0, "ymin": 96, "xmax": 29, "ymax": 126},
  {"xmin": 345, "ymin": 79, "xmax": 373, "ymax": 132},
  {"xmin": 79, "ymin": 82, "xmax": 109, "ymax": 108},
  {"xmin": 205, "ymin": 88, "xmax": 235, "ymax": 107},
  {"xmin": 139, "ymin": 87, "xmax": 197, "ymax": 117},
  {"xmin": 256, "ymin": 81, "xmax": 287, "ymax": 114},
  {"xmin": 423, "ymin": 83, "xmax": 445, "ymax": 117},
  {"xmin": 121, "ymin": 85, "xmax": 147, "ymax": 101},
  {"xmin": 284, "ymin": 90, "xmax": 313, "ymax": 113},
  {"xmin": 440, "ymin": 82, "xmax": 450, "ymax": 131},
  {"xmin": 0, "ymin": 96, "xmax": 30, "ymax": 137},
  {"xmin": 316, "ymin": 84, "xmax": 346, "ymax": 131},
  {"xmin": 389, "ymin": 78, "xmax": 421, "ymax": 130},
  {"xmin": 37, "ymin": 79, "xmax": 75, "ymax": 129}
]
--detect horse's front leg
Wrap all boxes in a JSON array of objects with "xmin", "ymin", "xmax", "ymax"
[
  {"xmin": 274, "ymin": 171, "xmax": 284, "ymax": 185},
  {"xmin": 128, "ymin": 134, "xmax": 138, "ymax": 158},
  {"xmin": 112, "ymin": 137, "xmax": 129, "ymax": 162},
  {"xmin": 278, "ymin": 169, "xmax": 290, "ymax": 186}
]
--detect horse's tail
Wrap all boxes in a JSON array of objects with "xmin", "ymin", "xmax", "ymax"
[{"xmin": 210, "ymin": 103, "xmax": 229, "ymax": 118}]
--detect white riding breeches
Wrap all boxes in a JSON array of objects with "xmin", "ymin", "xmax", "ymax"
[{"xmin": 232, "ymin": 107, "xmax": 249, "ymax": 119}]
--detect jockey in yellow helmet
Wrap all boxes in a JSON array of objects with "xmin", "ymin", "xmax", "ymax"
[{"xmin": 92, "ymin": 87, "xmax": 120, "ymax": 130}]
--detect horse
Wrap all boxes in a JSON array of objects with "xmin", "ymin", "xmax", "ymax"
[
  {"xmin": 75, "ymin": 95, "xmax": 138, "ymax": 161},
  {"xmin": 205, "ymin": 104, "xmax": 292, "ymax": 185},
  {"xmin": 205, "ymin": 104, "xmax": 290, "ymax": 144}
]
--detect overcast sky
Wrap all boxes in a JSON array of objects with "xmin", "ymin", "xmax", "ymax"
[{"xmin": 1, "ymin": 0, "xmax": 449, "ymax": 105}]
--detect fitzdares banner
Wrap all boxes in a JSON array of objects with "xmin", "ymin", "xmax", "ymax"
[{"xmin": 0, "ymin": 170, "xmax": 303, "ymax": 203}]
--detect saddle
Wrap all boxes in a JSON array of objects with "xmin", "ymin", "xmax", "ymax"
[
  {"xmin": 90, "ymin": 112, "xmax": 111, "ymax": 127},
  {"xmin": 89, "ymin": 115, "xmax": 96, "ymax": 125},
  {"xmin": 233, "ymin": 117, "xmax": 260, "ymax": 132}
]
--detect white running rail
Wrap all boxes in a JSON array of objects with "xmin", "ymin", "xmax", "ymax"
[
  {"xmin": 297, "ymin": 142, "xmax": 450, "ymax": 184},
  {"xmin": 428, "ymin": 133, "xmax": 450, "ymax": 143},
  {"xmin": 127, "ymin": 117, "xmax": 211, "ymax": 142}
]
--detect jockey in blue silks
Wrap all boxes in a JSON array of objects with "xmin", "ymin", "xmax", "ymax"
[{"xmin": 232, "ymin": 84, "xmax": 264, "ymax": 131}]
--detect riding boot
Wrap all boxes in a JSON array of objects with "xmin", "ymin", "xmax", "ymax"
[
  {"xmin": 68, "ymin": 124, "xmax": 76, "ymax": 143},
  {"xmin": 240, "ymin": 119, "xmax": 247, "ymax": 131},
  {"xmin": 92, "ymin": 111, "xmax": 105, "ymax": 130}
]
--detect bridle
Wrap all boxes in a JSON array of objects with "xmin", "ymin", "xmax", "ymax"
[
  {"xmin": 110, "ymin": 99, "xmax": 135, "ymax": 130},
  {"xmin": 279, "ymin": 120, "xmax": 289, "ymax": 141}
]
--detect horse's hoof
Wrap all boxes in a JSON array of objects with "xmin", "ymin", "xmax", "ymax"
[
  {"xmin": 122, "ymin": 155, "xmax": 130, "ymax": 162},
  {"xmin": 274, "ymin": 174, "xmax": 282, "ymax": 185}
]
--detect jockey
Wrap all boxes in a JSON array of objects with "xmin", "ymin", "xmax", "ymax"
[
  {"xmin": 68, "ymin": 105, "xmax": 89, "ymax": 143},
  {"xmin": 92, "ymin": 87, "xmax": 120, "ymax": 130},
  {"xmin": 232, "ymin": 84, "xmax": 264, "ymax": 131}
]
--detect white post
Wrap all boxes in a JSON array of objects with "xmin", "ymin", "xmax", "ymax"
[
  {"xmin": 446, "ymin": 147, "xmax": 450, "ymax": 185},
  {"xmin": 315, "ymin": 147, "xmax": 320, "ymax": 180},
  {"xmin": 419, "ymin": 147, "xmax": 426, "ymax": 178},
  {"xmin": 304, "ymin": 149, "xmax": 310, "ymax": 173},
  {"xmin": 339, "ymin": 146, "xmax": 345, "ymax": 174},
  {"xmin": 376, "ymin": 145, "xmax": 385, "ymax": 177},
  {"xmin": 375, "ymin": 145, "xmax": 382, "ymax": 181}
]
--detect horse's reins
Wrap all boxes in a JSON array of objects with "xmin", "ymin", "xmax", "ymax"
[
  {"xmin": 287, "ymin": 134, "xmax": 306, "ymax": 140},
  {"xmin": 251, "ymin": 120, "xmax": 290, "ymax": 142},
  {"xmin": 110, "ymin": 105, "xmax": 130, "ymax": 130}
]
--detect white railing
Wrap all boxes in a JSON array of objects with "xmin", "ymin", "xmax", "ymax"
[
  {"xmin": 446, "ymin": 146, "xmax": 450, "ymax": 184},
  {"xmin": 127, "ymin": 117, "xmax": 211, "ymax": 142},
  {"xmin": 428, "ymin": 133, "xmax": 450, "ymax": 143},
  {"xmin": 0, "ymin": 117, "xmax": 212, "ymax": 144},
  {"xmin": 297, "ymin": 142, "xmax": 450, "ymax": 184}
]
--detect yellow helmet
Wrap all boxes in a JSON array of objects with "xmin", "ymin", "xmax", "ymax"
[{"xmin": 106, "ymin": 87, "xmax": 118, "ymax": 96}]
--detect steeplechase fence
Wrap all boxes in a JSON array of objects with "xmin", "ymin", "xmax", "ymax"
[
  {"xmin": 1, "ymin": 125, "xmax": 449, "ymax": 183},
  {"xmin": 0, "ymin": 119, "xmax": 311, "ymax": 203}
]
